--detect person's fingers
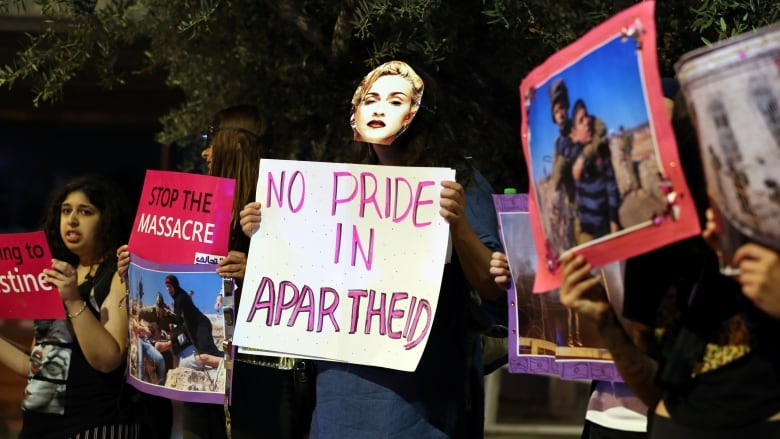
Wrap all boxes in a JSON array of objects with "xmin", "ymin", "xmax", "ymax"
[{"xmin": 733, "ymin": 242, "xmax": 769, "ymax": 266}]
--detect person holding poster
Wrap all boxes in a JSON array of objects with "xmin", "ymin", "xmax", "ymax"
[
  {"xmin": 490, "ymin": 250, "xmax": 647, "ymax": 439},
  {"xmin": 0, "ymin": 174, "xmax": 140, "ymax": 438},
  {"xmin": 204, "ymin": 105, "xmax": 315, "ymax": 439},
  {"xmin": 120, "ymin": 104, "xmax": 304, "ymax": 439},
  {"xmin": 547, "ymin": 79, "xmax": 694, "ymax": 439},
  {"xmin": 240, "ymin": 60, "xmax": 504, "ymax": 438},
  {"xmin": 558, "ymin": 92, "xmax": 780, "ymax": 438}
]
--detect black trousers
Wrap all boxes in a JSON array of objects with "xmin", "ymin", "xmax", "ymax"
[
  {"xmin": 228, "ymin": 361, "xmax": 310, "ymax": 439},
  {"xmin": 650, "ymin": 415, "xmax": 780, "ymax": 439},
  {"xmin": 583, "ymin": 420, "xmax": 647, "ymax": 439}
]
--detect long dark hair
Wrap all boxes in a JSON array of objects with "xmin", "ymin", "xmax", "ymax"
[
  {"xmin": 208, "ymin": 104, "xmax": 267, "ymax": 227},
  {"xmin": 42, "ymin": 174, "xmax": 131, "ymax": 266},
  {"xmin": 349, "ymin": 62, "xmax": 474, "ymax": 186}
]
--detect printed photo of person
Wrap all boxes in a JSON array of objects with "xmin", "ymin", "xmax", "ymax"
[
  {"xmin": 525, "ymin": 33, "xmax": 669, "ymax": 267},
  {"xmin": 126, "ymin": 258, "xmax": 227, "ymax": 401},
  {"xmin": 568, "ymin": 98, "xmax": 620, "ymax": 244},
  {"xmin": 23, "ymin": 320, "xmax": 72, "ymax": 414},
  {"xmin": 163, "ymin": 274, "xmax": 224, "ymax": 372},
  {"xmin": 547, "ymin": 79, "xmax": 579, "ymax": 254}
]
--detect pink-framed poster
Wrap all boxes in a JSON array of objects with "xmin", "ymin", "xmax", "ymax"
[{"xmin": 519, "ymin": 1, "xmax": 701, "ymax": 292}]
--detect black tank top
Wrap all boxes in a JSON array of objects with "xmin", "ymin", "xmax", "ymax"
[{"xmin": 21, "ymin": 258, "xmax": 135, "ymax": 438}]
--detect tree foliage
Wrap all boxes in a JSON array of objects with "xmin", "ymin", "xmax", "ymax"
[{"xmin": 0, "ymin": 0, "xmax": 777, "ymax": 190}]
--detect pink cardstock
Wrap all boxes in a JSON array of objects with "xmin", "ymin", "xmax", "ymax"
[
  {"xmin": 0, "ymin": 231, "xmax": 65, "ymax": 319},
  {"xmin": 128, "ymin": 170, "xmax": 236, "ymax": 264}
]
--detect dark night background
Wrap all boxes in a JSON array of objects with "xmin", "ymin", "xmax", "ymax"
[
  {"xmin": 0, "ymin": 21, "xmax": 184, "ymax": 233},
  {"xmin": 0, "ymin": 123, "xmax": 165, "ymax": 232}
]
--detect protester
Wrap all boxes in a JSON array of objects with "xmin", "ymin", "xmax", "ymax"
[
  {"xmin": 240, "ymin": 60, "xmax": 504, "ymax": 438},
  {"xmin": 204, "ymin": 104, "xmax": 313, "ymax": 439},
  {"xmin": 118, "ymin": 104, "xmax": 312, "ymax": 439},
  {"xmin": 490, "ymin": 249, "xmax": 647, "ymax": 439},
  {"xmin": 0, "ymin": 174, "xmax": 138, "ymax": 439},
  {"xmin": 570, "ymin": 78, "xmax": 683, "ymax": 439},
  {"xmin": 557, "ymin": 90, "xmax": 780, "ymax": 438}
]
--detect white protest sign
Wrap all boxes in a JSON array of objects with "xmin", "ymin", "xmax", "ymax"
[{"xmin": 233, "ymin": 159, "xmax": 454, "ymax": 371}]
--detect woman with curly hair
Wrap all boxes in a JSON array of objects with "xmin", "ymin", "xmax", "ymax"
[{"xmin": 0, "ymin": 174, "xmax": 137, "ymax": 439}]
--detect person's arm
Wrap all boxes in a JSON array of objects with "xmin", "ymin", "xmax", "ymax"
[
  {"xmin": 733, "ymin": 243, "xmax": 780, "ymax": 319},
  {"xmin": 44, "ymin": 260, "xmax": 130, "ymax": 373},
  {"xmin": 572, "ymin": 151, "xmax": 585, "ymax": 181},
  {"xmin": 75, "ymin": 273, "xmax": 130, "ymax": 373},
  {"xmin": 558, "ymin": 253, "xmax": 662, "ymax": 408},
  {"xmin": 0, "ymin": 336, "xmax": 31, "ymax": 377},
  {"xmin": 165, "ymin": 303, "xmax": 184, "ymax": 326},
  {"xmin": 440, "ymin": 180, "xmax": 504, "ymax": 301},
  {"xmin": 155, "ymin": 340, "xmax": 172, "ymax": 352},
  {"xmin": 595, "ymin": 309, "xmax": 661, "ymax": 408},
  {"xmin": 701, "ymin": 208, "xmax": 720, "ymax": 252},
  {"xmin": 132, "ymin": 319, "xmax": 152, "ymax": 338},
  {"xmin": 196, "ymin": 353, "xmax": 223, "ymax": 368}
]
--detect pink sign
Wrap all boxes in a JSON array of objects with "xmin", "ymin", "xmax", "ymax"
[
  {"xmin": 128, "ymin": 170, "xmax": 236, "ymax": 264},
  {"xmin": 0, "ymin": 231, "xmax": 65, "ymax": 319}
]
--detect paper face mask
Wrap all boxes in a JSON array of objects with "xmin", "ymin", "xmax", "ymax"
[{"xmin": 350, "ymin": 60, "xmax": 424, "ymax": 145}]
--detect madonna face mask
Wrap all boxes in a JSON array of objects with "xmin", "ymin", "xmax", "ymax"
[{"xmin": 350, "ymin": 60, "xmax": 424, "ymax": 145}]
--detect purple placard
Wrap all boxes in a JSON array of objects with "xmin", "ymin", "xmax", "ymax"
[{"xmin": 494, "ymin": 193, "xmax": 621, "ymax": 381}]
